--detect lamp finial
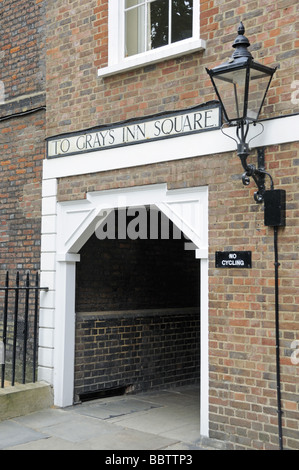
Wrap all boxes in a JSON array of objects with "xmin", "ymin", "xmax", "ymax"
[
  {"xmin": 232, "ymin": 21, "xmax": 252, "ymax": 58},
  {"xmin": 238, "ymin": 21, "xmax": 245, "ymax": 36}
]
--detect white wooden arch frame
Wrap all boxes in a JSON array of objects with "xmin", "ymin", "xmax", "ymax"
[{"xmin": 39, "ymin": 182, "xmax": 209, "ymax": 437}]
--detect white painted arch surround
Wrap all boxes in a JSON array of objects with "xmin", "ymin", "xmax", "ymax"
[{"xmin": 39, "ymin": 182, "xmax": 210, "ymax": 436}]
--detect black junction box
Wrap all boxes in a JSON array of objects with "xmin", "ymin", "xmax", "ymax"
[{"xmin": 264, "ymin": 189, "xmax": 286, "ymax": 227}]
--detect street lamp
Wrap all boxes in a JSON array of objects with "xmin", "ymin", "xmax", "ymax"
[
  {"xmin": 206, "ymin": 22, "xmax": 286, "ymax": 451},
  {"xmin": 206, "ymin": 22, "xmax": 277, "ymax": 203}
]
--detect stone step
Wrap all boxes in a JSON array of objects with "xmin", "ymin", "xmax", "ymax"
[{"xmin": 0, "ymin": 382, "xmax": 53, "ymax": 422}]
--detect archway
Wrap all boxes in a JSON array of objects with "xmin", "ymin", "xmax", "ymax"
[
  {"xmin": 52, "ymin": 184, "xmax": 209, "ymax": 436},
  {"xmin": 74, "ymin": 208, "xmax": 200, "ymax": 401}
]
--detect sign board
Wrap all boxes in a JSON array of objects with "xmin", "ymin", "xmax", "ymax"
[
  {"xmin": 47, "ymin": 103, "xmax": 221, "ymax": 159},
  {"xmin": 215, "ymin": 251, "xmax": 252, "ymax": 268}
]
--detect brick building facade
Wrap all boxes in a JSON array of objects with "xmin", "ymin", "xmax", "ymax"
[
  {"xmin": 0, "ymin": 0, "xmax": 46, "ymax": 379},
  {"xmin": 1, "ymin": 0, "xmax": 299, "ymax": 450},
  {"xmin": 0, "ymin": 0, "xmax": 45, "ymax": 276}
]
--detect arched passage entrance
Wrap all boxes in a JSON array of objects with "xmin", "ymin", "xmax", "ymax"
[
  {"xmin": 74, "ymin": 209, "xmax": 200, "ymax": 401},
  {"xmin": 50, "ymin": 184, "xmax": 209, "ymax": 436}
]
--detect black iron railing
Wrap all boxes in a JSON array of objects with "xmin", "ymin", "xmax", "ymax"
[{"xmin": 0, "ymin": 272, "xmax": 48, "ymax": 388}]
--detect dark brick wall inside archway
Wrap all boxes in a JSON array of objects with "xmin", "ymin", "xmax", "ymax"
[{"xmin": 74, "ymin": 214, "xmax": 200, "ymax": 399}]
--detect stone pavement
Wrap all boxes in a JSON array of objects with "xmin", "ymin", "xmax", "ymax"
[{"xmin": 0, "ymin": 385, "xmax": 220, "ymax": 450}]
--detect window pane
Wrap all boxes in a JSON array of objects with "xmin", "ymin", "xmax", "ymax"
[
  {"xmin": 150, "ymin": 0, "xmax": 169, "ymax": 50},
  {"xmin": 125, "ymin": 0, "xmax": 194, "ymax": 57},
  {"xmin": 172, "ymin": 0, "xmax": 193, "ymax": 43},
  {"xmin": 125, "ymin": 4, "xmax": 146, "ymax": 56},
  {"xmin": 125, "ymin": 0, "xmax": 143, "ymax": 8}
]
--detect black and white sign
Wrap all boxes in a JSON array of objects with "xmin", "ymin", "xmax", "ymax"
[
  {"xmin": 47, "ymin": 104, "xmax": 220, "ymax": 158},
  {"xmin": 215, "ymin": 251, "xmax": 252, "ymax": 269}
]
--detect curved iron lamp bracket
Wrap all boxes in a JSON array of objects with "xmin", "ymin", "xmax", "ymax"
[{"xmin": 222, "ymin": 120, "xmax": 273, "ymax": 203}]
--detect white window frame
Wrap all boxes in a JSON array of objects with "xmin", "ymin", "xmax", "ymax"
[{"xmin": 98, "ymin": 0, "xmax": 205, "ymax": 78}]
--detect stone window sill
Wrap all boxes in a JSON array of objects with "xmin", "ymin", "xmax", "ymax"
[{"xmin": 98, "ymin": 39, "xmax": 206, "ymax": 79}]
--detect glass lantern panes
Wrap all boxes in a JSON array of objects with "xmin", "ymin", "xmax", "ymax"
[
  {"xmin": 212, "ymin": 65, "xmax": 274, "ymax": 123},
  {"xmin": 247, "ymin": 68, "xmax": 274, "ymax": 121},
  {"xmin": 212, "ymin": 68, "xmax": 247, "ymax": 122}
]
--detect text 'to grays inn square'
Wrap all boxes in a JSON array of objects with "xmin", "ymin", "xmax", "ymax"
[{"xmin": 47, "ymin": 105, "xmax": 220, "ymax": 158}]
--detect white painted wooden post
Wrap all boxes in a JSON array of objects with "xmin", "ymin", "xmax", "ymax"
[
  {"xmin": 198, "ymin": 256, "xmax": 209, "ymax": 438},
  {"xmin": 53, "ymin": 253, "xmax": 80, "ymax": 407}
]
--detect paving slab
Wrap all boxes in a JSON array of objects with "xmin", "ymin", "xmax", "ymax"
[
  {"xmin": 0, "ymin": 420, "xmax": 48, "ymax": 449},
  {"xmin": 13, "ymin": 407, "xmax": 74, "ymax": 429},
  {"xmin": 71, "ymin": 397, "xmax": 161, "ymax": 420},
  {"xmin": 81, "ymin": 428, "xmax": 177, "ymax": 451},
  {"xmin": 108, "ymin": 404, "xmax": 199, "ymax": 433},
  {"xmin": 4, "ymin": 436, "xmax": 93, "ymax": 451},
  {"xmin": 0, "ymin": 385, "xmax": 221, "ymax": 450},
  {"xmin": 136, "ymin": 388, "xmax": 199, "ymax": 407},
  {"xmin": 37, "ymin": 415, "xmax": 118, "ymax": 443}
]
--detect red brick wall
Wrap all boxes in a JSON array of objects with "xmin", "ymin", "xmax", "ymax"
[
  {"xmin": 0, "ymin": 111, "xmax": 45, "ymax": 277},
  {"xmin": 0, "ymin": 0, "xmax": 45, "ymax": 108},
  {"xmin": 46, "ymin": 0, "xmax": 299, "ymax": 450},
  {"xmin": 0, "ymin": 0, "xmax": 46, "ymax": 278},
  {"xmin": 46, "ymin": 0, "xmax": 299, "ymax": 137}
]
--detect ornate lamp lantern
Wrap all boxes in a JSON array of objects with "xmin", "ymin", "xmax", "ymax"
[{"xmin": 206, "ymin": 22, "xmax": 277, "ymax": 202}]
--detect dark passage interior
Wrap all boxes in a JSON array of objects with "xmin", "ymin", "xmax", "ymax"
[{"xmin": 74, "ymin": 208, "xmax": 200, "ymax": 401}]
